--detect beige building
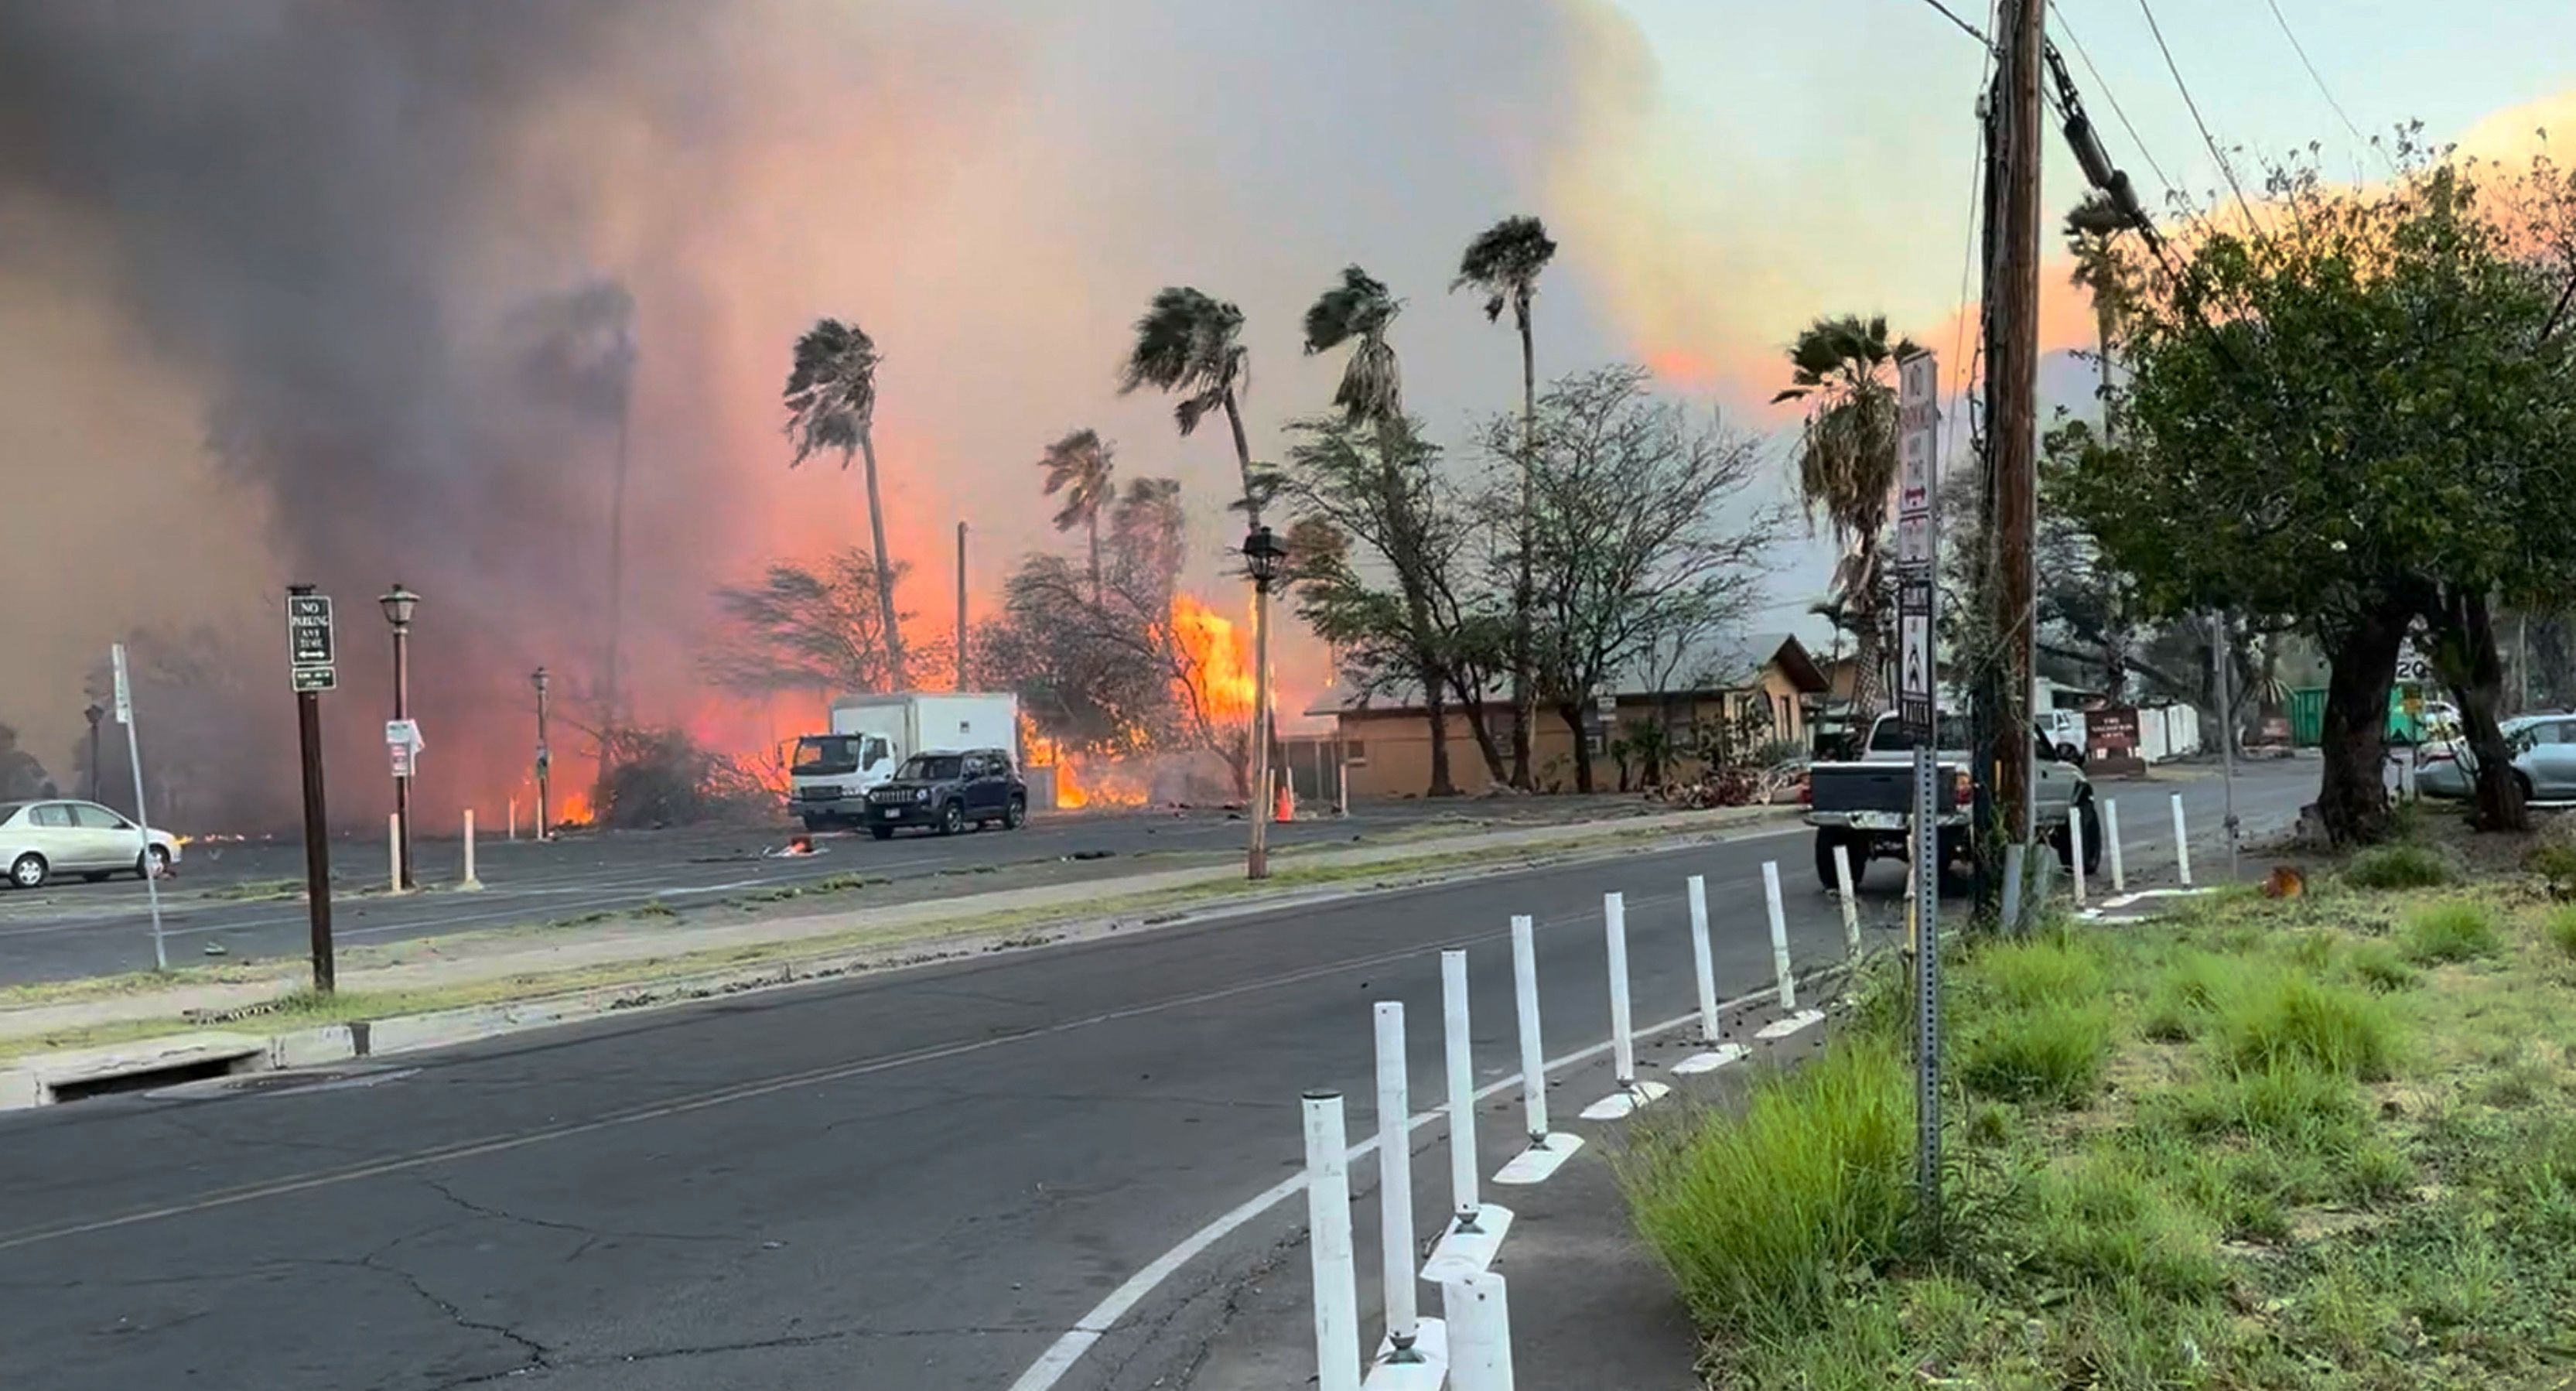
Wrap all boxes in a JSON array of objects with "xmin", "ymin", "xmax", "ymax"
[{"xmin": 1306, "ymin": 634, "xmax": 1829, "ymax": 799}]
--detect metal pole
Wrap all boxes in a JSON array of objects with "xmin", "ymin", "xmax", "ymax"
[
  {"xmin": 534, "ymin": 668, "xmax": 551, "ymax": 842},
  {"xmin": 1248, "ymin": 577, "xmax": 1273, "ymax": 880},
  {"xmin": 1441, "ymin": 948, "xmax": 1482, "ymax": 1233},
  {"xmin": 1685, "ymin": 874, "xmax": 1720, "ymax": 1043},
  {"xmin": 1300, "ymin": 1091, "xmax": 1363, "ymax": 1391},
  {"xmin": 1508, "ymin": 914, "xmax": 1548, "ymax": 1145},
  {"xmin": 392, "ymin": 620, "xmax": 413, "ymax": 890},
  {"xmin": 1604, "ymin": 892, "xmax": 1635, "ymax": 1089},
  {"xmin": 2214, "ymin": 613, "xmax": 2240, "ymax": 882},
  {"xmin": 2170, "ymin": 792, "xmax": 2192, "ymax": 887},
  {"xmin": 1371, "ymin": 1002, "xmax": 1421, "ymax": 1360},
  {"xmin": 2104, "ymin": 798, "xmax": 2126, "ymax": 894},
  {"xmin": 112, "ymin": 644, "xmax": 166, "ymax": 971},
  {"xmin": 955, "ymin": 521, "xmax": 969, "ymax": 692},
  {"xmin": 298, "ymin": 686, "xmax": 335, "ymax": 993}
]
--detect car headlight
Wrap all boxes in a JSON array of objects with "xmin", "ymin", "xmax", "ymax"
[{"xmin": 915, "ymin": 788, "xmax": 931, "ymax": 802}]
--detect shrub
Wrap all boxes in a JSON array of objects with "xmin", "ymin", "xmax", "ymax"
[
  {"xmin": 2209, "ymin": 971, "xmax": 2400, "ymax": 1080},
  {"xmin": 2400, "ymin": 901, "xmax": 2502, "ymax": 964},
  {"xmin": 2345, "ymin": 939, "xmax": 2420, "ymax": 991},
  {"xmin": 2548, "ymin": 905, "xmax": 2576, "ymax": 960},
  {"xmin": 2526, "ymin": 835, "xmax": 2576, "ymax": 897},
  {"xmin": 1967, "ymin": 931, "xmax": 2105, "ymax": 1009},
  {"xmin": 2343, "ymin": 842, "xmax": 2456, "ymax": 890},
  {"xmin": 1620, "ymin": 1037, "xmax": 1912, "ymax": 1337},
  {"xmin": 1960, "ymin": 1003, "xmax": 2116, "ymax": 1107}
]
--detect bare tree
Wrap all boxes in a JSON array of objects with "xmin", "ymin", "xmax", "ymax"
[
  {"xmin": 1524, "ymin": 367, "xmax": 1787, "ymax": 791},
  {"xmin": 702, "ymin": 549, "xmax": 914, "ymax": 696}
]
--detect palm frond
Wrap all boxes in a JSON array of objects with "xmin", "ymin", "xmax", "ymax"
[
  {"xmin": 1453, "ymin": 215, "xmax": 1557, "ymax": 325},
  {"xmin": 782, "ymin": 317, "xmax": 879, "ymax": 468}
]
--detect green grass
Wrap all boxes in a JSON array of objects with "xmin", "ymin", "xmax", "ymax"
[
  {"xmin": 2547, "ymin": 904, "xmax": 2576, "ymax": 960},
  {"xmin": 1618, "ymin": 1036, "xmax": 1913, "ymax": 1339},
  {"xmin": 2343, "ymin": 841, "xmax": 2458, "ymax": 890},
  {"xmin": 1623, "ymin": 883, "xmax": 2576, "ymax": 1389},
  {"xmin": 2400, "ymin": 900, "xmax": 2502, "ymax": 963}
]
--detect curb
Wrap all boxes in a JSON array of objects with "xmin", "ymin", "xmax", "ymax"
[{"xmin": 0, "ymin": 810, "xmax": 1804, "ymax": 1111}]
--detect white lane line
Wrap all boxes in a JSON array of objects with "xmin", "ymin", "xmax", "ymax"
[{"xmin": 1003, "ymin": 985, "xmax": 1789, "ymax": 1391}]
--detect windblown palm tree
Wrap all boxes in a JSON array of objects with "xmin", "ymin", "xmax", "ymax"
[
  {"xmin": 1037, "ymin": 429, "xmax": 1115, "ymax": 605},
  {"xmin": 1303, "ymin": 265, "xmax": 1456, "ymax": 797},
  {"xmin": 1119, "ymin": 288, "xmax": 1262, "ymax": 525},
  {"xmin": 1773, "ymin": 313, "xmax": 1921, "ymax": 723},
  {"xmin": 783, "ymin": 317, "xmax": 908, "ymax": 690},
  {"xmin": 1454, "ymin": 215, "xmax": 1556, "ymax": 790},
  {"xmin": 2064, "ymin": 193, "xmax": 2130, "ymax": 439}
]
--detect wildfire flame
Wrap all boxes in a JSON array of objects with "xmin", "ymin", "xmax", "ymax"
[
  {"xmin": 555, "ymin": 789, "xmax": 596, "ymax": 829},
  {"xmin": 1170, "ymin": 593, "xmax": 1256, "ymax": 723}
]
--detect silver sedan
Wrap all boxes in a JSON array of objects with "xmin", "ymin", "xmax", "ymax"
[
  {"xmin": 0, "ymin": 798, "xmax": 183, "ymax": 888},
  {"xmin": 2415, "ymin": 713, "xmax": 2576, "ymax": 801}
]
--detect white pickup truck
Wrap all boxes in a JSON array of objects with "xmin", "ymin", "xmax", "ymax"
[{"xmin": 1802, "ymin": 712, "xmax": 2099, "ymax": 889}]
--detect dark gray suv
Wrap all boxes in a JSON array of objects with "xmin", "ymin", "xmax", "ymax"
[{"xmin": 859, "ymin": 748, "xmax": 1027, "ymax": 839}]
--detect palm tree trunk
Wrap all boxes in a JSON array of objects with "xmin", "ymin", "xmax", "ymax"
[
  {"xmin": 1847, "ymin": 542, "xmax": 1884, "ymax": 723},
  {"xmin": 857, "ymin": 426, "xmax": 910, "ymax": 689},
  {"xmin": 1509, "ymin": 306, "xmax": 1538, "ymax": 791},
  {"xmin": 1086, "ymin": 513, "xmax": 1102, "ymax": 608},
  {"xmin": 1221, "ymin": 391, "xmax": 1260, "ymax": 527}
]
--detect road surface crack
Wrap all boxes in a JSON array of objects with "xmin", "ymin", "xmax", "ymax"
[{"xmin": 419, "ymin": 1175, "xmax": 738, "ymax": 1251}]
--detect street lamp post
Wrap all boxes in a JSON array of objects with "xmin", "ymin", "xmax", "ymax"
[
  {"xmin": 1242, "ymin": 525, "xmax": 1288, "ymax": 880},
  {"xmin": 532, "ymin": 666, "xmax": 552, "ymax": 842},
  {"xmin": 381, "ymin": 584, "xmax": 420, "ymax": 889},
  {"xmin": 83, "ymin": 702, "xmax": 104, "ymax": 803}
]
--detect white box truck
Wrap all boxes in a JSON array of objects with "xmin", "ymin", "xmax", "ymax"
[{"xmin": 788, "ymin": 692, "xmax": 1021, "ymax": 830}]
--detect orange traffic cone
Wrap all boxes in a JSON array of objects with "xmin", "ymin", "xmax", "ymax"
[{"xmin": 1274, "ymin": 776, "xmax": 1295, "ymax": 823}]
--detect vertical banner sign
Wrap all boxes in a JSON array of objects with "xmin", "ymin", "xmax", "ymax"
[
  {"xmin": 1895, "ymin": 351, "xmax": 1942, "ymax": 1225},
  {"xmin": 111, "ymin": 643, "xmax": 169, "ymax": 971}
]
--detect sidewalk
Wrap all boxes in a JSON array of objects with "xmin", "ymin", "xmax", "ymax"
[{"xmin": 0, "ymin": 805, "xmax": 1799, "ymax": 1071}]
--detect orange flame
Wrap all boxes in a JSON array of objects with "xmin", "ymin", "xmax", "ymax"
[
  {"xmin": 555, "ymin": 789, "xmax": 596, "ymax": 829},
  {"xmin": 1171, "ymin": 593, "xmax": 1256, "ymax": 723}
]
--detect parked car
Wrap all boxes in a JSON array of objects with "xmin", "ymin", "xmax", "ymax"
[
  {"xmin": 859, "ymin": 749, "xmax": 1027, "ymax": 839},
  {"xmin": 2035, "ymin": 708, "xmax": 2087, "ymax": 764},
  {"xmin": 2416, "ymin": 713, "xmax": 2576, "ymax": 801},
  {"xmin": 0, "ymin": 798, "xmax": 183, "ymax": 888},
  {"xmin": 1804, "ymin": 713, "xmax": 2097, "ymax": 888}
]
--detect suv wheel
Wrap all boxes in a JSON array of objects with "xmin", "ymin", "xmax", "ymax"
[
  {"xmin": 1003, "ymin": 796, "xmax": 1027, "ymax": 830},
  {"xmin": 938, "ymin": 801, "xmax": 965, "ymax": 836}
]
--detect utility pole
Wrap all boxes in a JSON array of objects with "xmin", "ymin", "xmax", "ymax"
[
  {"xmin": 83, "ymin": 702, "xmax": 103, "ymax": 803},
  {"xmin": 533, "ymin": 666, "xmax": 552, "ymax": 841},
  {"xmin": 1980, "ymin": 0, "xmax": 2045, "ymax": 874},
  {"xmin": 955, "ymin": 521, "xmax": 969, "ymax": 692}
]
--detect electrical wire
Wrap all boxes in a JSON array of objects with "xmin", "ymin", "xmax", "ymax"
[
  {"xmin": 2261, "ymin": 0, "xmax": 2393, "ymax": 175},
  {"xmin": 2047, "ymin": 2, "xmax": 2178, "ymax": 208},
  {"xmin": 1912, "ymin": 0, "xmax": 1994, "ymax": 50},
  {"xmin": 2136, "ymin": 0, "xmax": 2260, "ymax": 231}
]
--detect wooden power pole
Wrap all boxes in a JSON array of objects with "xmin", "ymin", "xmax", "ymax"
[{"xmin": 1986, "ymin": 0, "xmax": 2045, "ymax": 856}]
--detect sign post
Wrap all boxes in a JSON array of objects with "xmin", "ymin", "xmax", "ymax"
[
  {"xmin": 286, "ymin": 587, "xmax": 338, "ymax": 993},
  {"xmin": 111, "ymin": 643, "xmax": 168, "ymax": 971},
  {"xmin": 1895, "ymin": 350, "xmax": 1942, "ymax": 1233}
]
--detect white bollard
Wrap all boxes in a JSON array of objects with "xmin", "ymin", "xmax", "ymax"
[
  {"xmin": 2170, "ymin": 792, "xmax": 2193, "ymax": 887},
  {"xmin": 1440, "ymin": 950, "xmax": 1481, "ymax": 1233},
  {"xmin": 2069, "ymin": 805, "xmax": 2086, "ymax": 907},
  {"xmin": 2000, "ymin": 843, "xmax": 2026, "ymax": 933},
  {"xmin": 1764, "ymin": 862, "xmax": 1795, "ymax": 1012},
  {"xmin": 388, "ymin": 812, "xmax": 405, "ymax": 894},
  {"xmin": 1372, "ymin": 1003, "xmax": 1422, "ymax": 1362},
  {"xmin": 1495, "ymin": 917, "xmax": 1585, "ymax": 1185},
  {"xmin": 1302, "ymin": 1091, "xmax": 1363, "ymax": 1391},
  {"xmin": 2104, "ymin": 798, "xmax": 2127, "ymax": 894},
  {"xmin": 507, "ymin": 796, "xmax": 518, "ymax": 842},
  {"xmin": 1754, "ymin": 862, "xmax": 1824, "ymax": 1041},
  {"xmin": 1685, "ymin": 875, "xmax": 1720, "ymax": 1044},
  {"xmin": 2400, "ymin": 752, "xmax": 2417, "ymax": 803},
  {"xmin": 1441, "ymin": 1269, "xmax": 1516, "ymax": 1391},
  {"xmin": 1834, "ymin": 843, "xmax": 1861, "ymax": 958},
  {"xmin": 1604, "ymin": 893, "xmax": 1636, "ymax": 1086},
  {"xmin": 461, "ymin": 808, "xmax": 482, "ymax": 890}
]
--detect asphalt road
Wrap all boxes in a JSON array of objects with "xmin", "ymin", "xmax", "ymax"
[
  {"xmin": 0, "ymin": 762, "xmax": 2313, "ymax": 1391},
  {"xmin": 0, "ymin": 799, "xmax": 1638, "ymax": 986}
]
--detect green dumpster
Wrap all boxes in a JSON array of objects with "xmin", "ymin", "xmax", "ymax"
[{"xmin": 2289, "ymin": 687, "xmax": 2325, "ymax": 747}]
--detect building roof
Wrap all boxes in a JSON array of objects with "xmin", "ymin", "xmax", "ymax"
[{"xmin": 1304, "ymin": 631, "xmax": 1826, "ymax": 716}]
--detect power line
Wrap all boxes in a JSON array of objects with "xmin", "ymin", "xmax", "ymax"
[
  {"xmin": 2261, "ymin": 0, "xmax": 2393, "ymax": 176},
  {"xmin": 1912, "ymin": 0, "xmax": 1994, "ymax": 50},
  {"xmin": 2047, "ymin": 2, "xmax": 2177, "ymax": 207},
  {"xmin": 2136, "ymin": 0, "xmax": 2260, "ymax": 230}
]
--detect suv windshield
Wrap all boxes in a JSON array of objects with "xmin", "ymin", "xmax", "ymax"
[
  {"xmin": 897, "ymin": 754, "xmax": 963, "ymax": 781},
  {"xmin": 1868, "ymin": 715, "xmax": 1971, "ymax": 753},
  {"xmin": 793, "ymin": 736, "xmax": 863, "ymax": 775}
]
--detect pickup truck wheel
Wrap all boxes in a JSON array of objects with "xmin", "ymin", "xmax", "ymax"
[
  {"xmin": 1813, "ymin": 831, "xmax": 1854, "ymax": 892},
  {"xmin": 938, "ymin": 801, "xmax": 965, "ymax": 836},
  {"xmin": 2053, "ymin": 801, "xmax": 2104, "ymax": 873}
]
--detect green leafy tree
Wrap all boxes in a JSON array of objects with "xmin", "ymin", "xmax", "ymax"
[
  {"xmin": 2053, "ymin": 149, "xmax": 2576, "ymax": 839},
  {"xmin": 1119, "ymin": 288, "xmax": 1265, "ymax": 525},
  {"xmin": 1772, "ymin": 315, "xmax": 1919, "ymax": 726},
  {"xmin": 782, "ymin": 318, "xmax": 908, "ymax": 689},
  {"xmin": 1454, "ymin": 216, "xmax": 1559, "ymax": 791},
  {"xmin": 1037, "ymin": 428, "xmax": 1115, "ymax": 603}
]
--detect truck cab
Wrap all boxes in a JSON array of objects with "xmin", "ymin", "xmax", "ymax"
[{"xmin": 789, "ymin": 732, "xmax": 898, "ymax": 829}]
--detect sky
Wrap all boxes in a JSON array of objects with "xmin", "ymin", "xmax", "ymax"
[{"xmin": 0, "ymin": 0, "xmax": 2565, "ymax": 819}]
